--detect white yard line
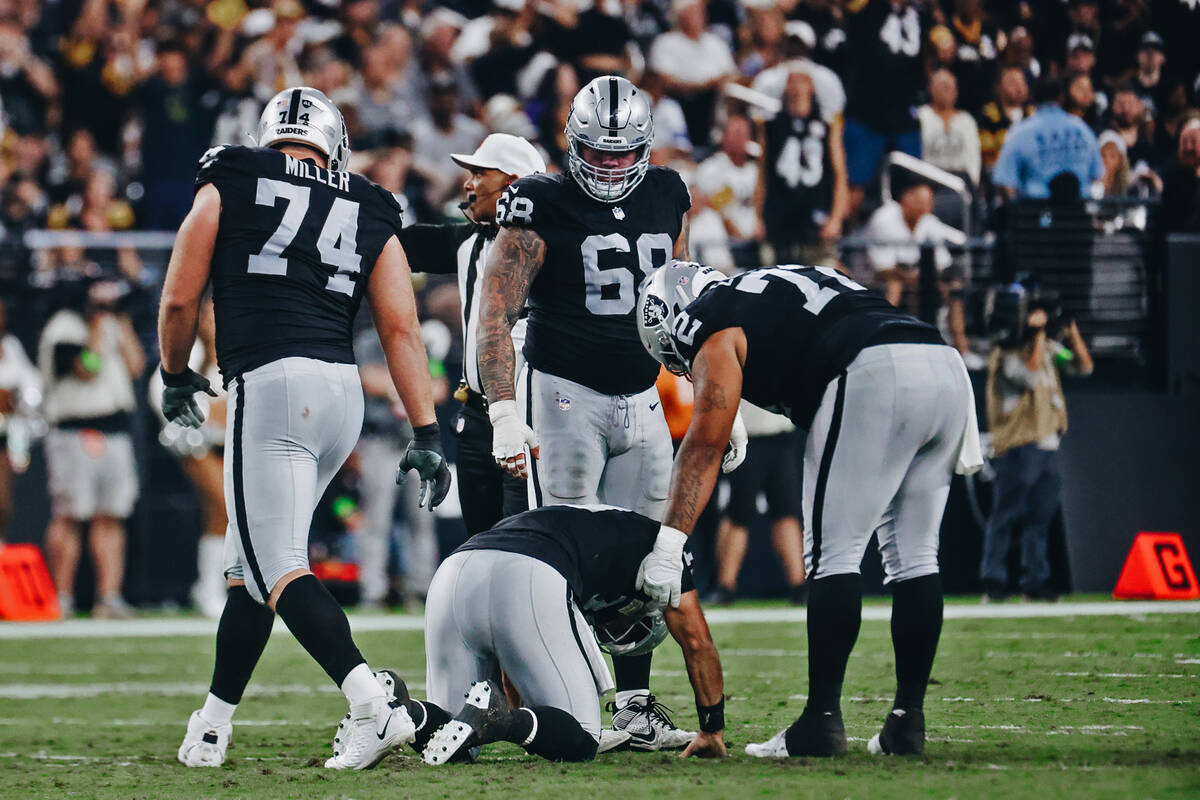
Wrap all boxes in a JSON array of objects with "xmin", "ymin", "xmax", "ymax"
[{"xmin": 2, "ymin": 600, "xmax": 1198, "ymax": 640}]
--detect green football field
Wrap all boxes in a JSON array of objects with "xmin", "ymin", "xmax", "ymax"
[{"xmin": 1, "ymin": 599, "xmax": 1198, "ymax": 799}]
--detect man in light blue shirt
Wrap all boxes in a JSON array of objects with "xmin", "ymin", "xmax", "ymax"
[{"xmin": 992, "ymin": 76, "xmax": 1103, "ymax": 199}]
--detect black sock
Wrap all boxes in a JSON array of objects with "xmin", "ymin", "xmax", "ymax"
[
  {"xmin": 519, "ymin": 706, "xmax": 598, "ymax": 762},
  {"xmin": 890, "ymin": 573, "xmax": 943, "ymax": 710},
  {"xmin": 210, "ymin": 585, "xmax": 275, "ymax": 704},
  {"xmin": 407, "ymin": 700, "xmax": 450, "ymax": 753},
  {"xmin": 804, "ymin": 573, "xmax": 862, "ymax": 715},
  {"xmin": 274, "ymin": 574, "xmax": 365, "ymax": 686},
  {"xmin": 612, "ymin": 652, "xmax": 652, "ymax": 694}
]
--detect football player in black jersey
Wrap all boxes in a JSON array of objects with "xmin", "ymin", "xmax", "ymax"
[
  {"xmin": 634, "ymin": 261, "xmax": 982, "ymax": 759},
  {"xmin": 476, "ymin": 75, "xmax": 742, "ymax": 750},
  {"xmin": 387, "ymin": 504, "xmax": 725, "ymax": 763},
  {"xmin": 158, "ymin": 87, "xmax": 450, "ymax": 770}
]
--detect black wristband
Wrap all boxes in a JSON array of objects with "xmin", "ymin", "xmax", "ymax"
[
  {"xmin": 160, "ymin": 365, "xmax": 196, "ymax": 388},
  {"xmin": 410, "ymin": 422, "xmax": 441, "ymax": 449},
  {"xmin": 697, "ymin": 698, "xmax": 724, "ymax": 733}
]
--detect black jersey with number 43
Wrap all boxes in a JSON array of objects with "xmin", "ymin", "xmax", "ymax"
[
  {"xmin": 194, "ymin": 145, "xmax": 406, "ymax": 383},
  {"xmin": 672, "ymin": 265, "xmax": 944, "ymax": 428},
  {"xmin": 497, "ymin": 167, "xmax": 690, "ymax": 395}
]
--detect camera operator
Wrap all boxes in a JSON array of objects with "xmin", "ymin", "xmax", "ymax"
[
  {"xmin": 37, "ymin": 275, "xmax": 145, "ymax": 618},
  {"xmin": 979, "ymin": 299, "xmax": 1092, "ymax": 602}
]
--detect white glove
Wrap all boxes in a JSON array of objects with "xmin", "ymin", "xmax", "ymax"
[
  {"xmin": 721, "ymin": 410, "xmax": 748, "ymax": 474},
  {"xmin": 489, "ymin": 400, "xmax": 539, "ymax": 480},
  {"xmin": 635, "ymin": 525, "xmax": 688, "ymax": 608}
]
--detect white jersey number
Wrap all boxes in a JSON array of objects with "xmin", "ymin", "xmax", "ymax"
[
  {"xmin": 248, "ymin": 178, "xmax": 362, "ymax": 296},
  {"xmin": 735, "ymin": 265, "xmax": 864, "ymax": 315},
  {"xmin": 775, "ymin": 134, "xmax": 825, "ymax": 189},
  {"xmin": 581, "ymin": 232, "xmax": 674, "ymax": 316}
]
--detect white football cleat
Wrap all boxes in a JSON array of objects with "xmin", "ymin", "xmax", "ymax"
[
  {"xmin": 177, "ymin": 710, "xmax": 232, "ymax": 767},
  {"xmin": 608, "ymin": 695, "xmax": 696, "ymax": 751},
  {"xmin": 596, "ymin": 728, "xmax": 632, "ymax": 754},
  {"xmin": 324, "ymin": 696, "xmax": 414, "ymax": 770},
  {"xmin": 745, "ymin": 727, "xmax": 789, "ymax": 758},
  {"xmin": 330, "ymin": 669, "xmax": 409, "ymax": 759}
]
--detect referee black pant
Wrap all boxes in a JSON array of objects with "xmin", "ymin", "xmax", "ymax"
[{"xmin": 454, "ymin": 403, "xmax": 528, "ymax": 536}]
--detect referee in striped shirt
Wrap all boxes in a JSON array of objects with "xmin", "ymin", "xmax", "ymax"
[{"xmin": 401, "ymin": 134, "xmax": 545, "ymax": 534}]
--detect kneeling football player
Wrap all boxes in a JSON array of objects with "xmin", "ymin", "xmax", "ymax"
[{"xmin": 379, "ymin": 504, "xmax": 726, "ymax": 763}]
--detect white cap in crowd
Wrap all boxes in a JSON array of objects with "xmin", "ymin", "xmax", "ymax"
[{"xmin": 451, "ymin": 133, "xmax": 546, "ymax": 178}]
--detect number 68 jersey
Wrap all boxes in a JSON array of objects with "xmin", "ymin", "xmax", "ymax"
[
  {"xmin": 497, "ymin": 167, "xmax": 690, "ymax": 396},
  {"xmin": 194, "ymin": 145, "xmax": 406, "ymax": 384}
]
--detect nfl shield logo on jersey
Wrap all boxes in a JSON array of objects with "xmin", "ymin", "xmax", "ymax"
[
  {"xmin": 612, "ymin": 206, "xmax": 625, "ymax": 220},
  {"xmin": 556, "ymin": 393, "xmax": 572, "ymax": 411}
]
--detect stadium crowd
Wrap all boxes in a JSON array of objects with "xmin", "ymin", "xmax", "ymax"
[{"xmin": 1, "ymin": 0, "xmax": 1199, "ymax": 614}]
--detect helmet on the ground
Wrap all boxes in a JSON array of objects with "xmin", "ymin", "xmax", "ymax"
[
  {"xmin": 565, "ymin": 76, "xmax": 654, "ymax": 203},
  {"xmin": 590, "ymin": 597, "xmax": 669, "ymax": 657},
  {"xmin": 257, "ymin": 87, "xmax": 350, "ymax": 172},
  {"xmin": 636, "ymin": 260, "xmax": 724, "ymax": 376}
]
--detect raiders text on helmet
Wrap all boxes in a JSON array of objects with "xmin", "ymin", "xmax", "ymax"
[
  {"xmin": 565, "ymin": 76, "xmax": 654, "ymax": 203},
  {"xmin": 636, "ymin": 260, "xmax": 724, "ymax": 375},
  {"xmin": 257, "ymin": 87, "xmax": 350, "ymax": 172}
]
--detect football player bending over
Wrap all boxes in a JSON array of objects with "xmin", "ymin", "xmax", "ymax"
[
  {"xmin": 361, "ymin": 504, "xmax": 726, "ymax": 764},
  {"xmin": 159, "ymin": 87, "xmax": 450, "ymax": 770},
  {"xmin": 634, "ymin": 261, "xmax": 982, "ymax": 757}
]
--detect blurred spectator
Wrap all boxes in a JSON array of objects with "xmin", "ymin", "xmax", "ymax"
[
  {"xmin": 461, "ymin": 0, "xmax": 538, "ymax": 99},
  {"xmin": 978, "ymin": 66, "xmax": 1033, "ymax": 172},
  {"xmin": 0, "ymin": 299, "xmax": 40, "ymax": 541},
  {"xmin": 418, "ymin": 8, "xmax": 480, "ymax": 114},
  {"xmin": 1002, "ymin": 24, "xmax": 1041, "ymax": 80},
  {"xmin": 643, "ymin": 71, "xmax": 693, "ymax": 165},
  {"xmin": 918, "ymin": 68, "xmax": 981, "ymax": 186},
  {"xmin": 530, "ymin": 61, "xmax": 578, "ymax": 167},
  {"xmin": 541, "ymin": 0, "xmax": 634, "ymax": 85},
  {"xmin": 1105, "ymin": 83, "xmax": 1161, "ymax": 176},
  {"xmin": 648, "ymin": 0, "xmax": 737, "ymax": 147},
  {"xmin": 1063, "ymin": 70, "xmax": 1102, "ymax": 132},
  {"xmin": 980, "ymin": 299, "xmax": 1092, "ymax": 602},
  {"xmin": 739, "ymin": 4, "xmax": 787, "ymax": 80},
  {"xmin": 756, "ymin": 70, "xmax": 848, "ymax": 267},
  {"xmin": 686, "ymin": 185, "xmax": 736, "ymax": 273},
  {"xmin": 943, "ymin": 0, "xmax": 1003, "ymax": 114},
  {"xmin": 708, "ymin": 401, "xmax": 806, "ymax": 607},
  {"xmin": 992, "ymin": 76, "xmax": 1103, "ymax": 200},
  {"xmin": 864, "ymin": 181, "xmax": 973, "ymax": 361},
  {"xmin": 1131, "ymin": 31, "xmax": 1171, "ymax": 120},
  {"xmin": 695, "ymin": 115, "xmax": 760, "ymax": 263},
  {"xmin": 0, "ymin": 16, "xmax": 57, "ymax": 140},
  {"xmin": 37, "ymin": 279, "xmax": 145, "ymax": 618},
  {"xmin": 350, "ymin": 38, "xmax": 426, "ymax": 147},
  {"xmin": 1160, "ymin": 116, "xmax": 1200, "ymax": 234},
  {"xmin": 240, "ymin": 0, "xmax": 305, "ymax": 103},
  {"xmin": 411, "ymin": 77, "xmax": 487, "ymax": 212},
  {"xmin": 749, "ymin": 20, "xmax": 846, "ymax": 131},
  {"xmin": 842, "ymin": 0, "xmax": 927, "ymax": 215},
  {"xmin": 1097, "ymin": 130, "xmax": 1132, "ymax": 198},
  {"xmin": 136, "ymin": 40, "xmax": 220, "ymax": 230}
]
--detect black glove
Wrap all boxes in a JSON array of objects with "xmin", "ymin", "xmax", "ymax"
[
  {"xmin": 161, "ymin": 365, "xmax": 218, "ymax": 429},
  {"xmin": 397, "ymin": 422, "xmax": 452, "ymax": 511}
]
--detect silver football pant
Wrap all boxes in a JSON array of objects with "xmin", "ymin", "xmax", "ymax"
[
  {"xmin": 803, "ymin": 344, "xmax": 972, "ymax": 583},
  {"xmin": 424, "ymin": 549, "xmax": 612, "ymax": 741},
  {"xmin": 516, "ymin": 366, "xmax": 672, "ymax": 518},
  {"xmin": 222, "ymin": 357, "xmax": 363, "ymax": 604}
]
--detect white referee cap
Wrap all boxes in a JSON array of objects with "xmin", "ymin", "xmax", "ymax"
[{"xmin": 451, "ymin": 134, "xmax": 546, "ymax": 178}]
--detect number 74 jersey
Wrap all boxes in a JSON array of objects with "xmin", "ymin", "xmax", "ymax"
[
  {"xmin": 195, "ymin": 145, "xmax": 406, "ymax": 385},
  {"xmin": 497, "ymin": 167, "xmax": 691, "ymax": 396},
  {"xmin": 671, "ymin": 265, "xmax": 943, "ymax": 428}
]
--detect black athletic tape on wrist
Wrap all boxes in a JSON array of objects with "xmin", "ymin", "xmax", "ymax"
[
  {"xmin": 411, "ymin": 422, "xmax": 441, "ymax": 448},
  {"xmin": 697, "ymin": 699, "xmax": 724, "ymax": 733},
  {"xmin": 160, "ymin": 365, "xmax": 196, "ymax": 387}
]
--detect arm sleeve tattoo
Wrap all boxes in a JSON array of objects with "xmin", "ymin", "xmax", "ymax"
[{"xmin": 477, "ymin": 226, "xmax": 546, "ymax": 403}]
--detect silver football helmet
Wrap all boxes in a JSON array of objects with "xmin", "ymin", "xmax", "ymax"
[
  {"xmin": 589, "ymin": 597, "xmax": 668, "ymax": 658},
  {"xmin": 636, "ymin": 261, "xmax": 724, "ymax": 376},
  {"xmin": 256, "ymin": 87, "xmax": 350, "ymax": 172},
  {"xmin": 565, "ymin": 75, "xmax": 654, "ymax": 203}
]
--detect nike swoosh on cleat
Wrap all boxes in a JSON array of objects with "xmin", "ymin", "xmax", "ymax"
[{"xmin": 376, "ymin": 715, "xmax": 392, "ymax": 740}]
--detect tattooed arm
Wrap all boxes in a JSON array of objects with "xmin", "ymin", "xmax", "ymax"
[
  {"xmin": 662, "ymin": 328, "xmax": 746, "ymax": 534},
  {"xmin": 477, "ymin": 226, "xmax": 546, "ymax": 403},
  {"xmin": 674, "ymin": 213, "xmax": 691, "ymax": 260}
]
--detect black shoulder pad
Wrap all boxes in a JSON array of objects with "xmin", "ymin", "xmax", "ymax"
[
  {"xmin": 358, "ymin": 178, "xmax": 406, "ymax": 236},
  {"xmin": 496, "ymin": 173, "xmax": 562, "ymax": 229},
  {"xmin": 194, "ymin": 145, "xmax": 255, "ymax": 193}
]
